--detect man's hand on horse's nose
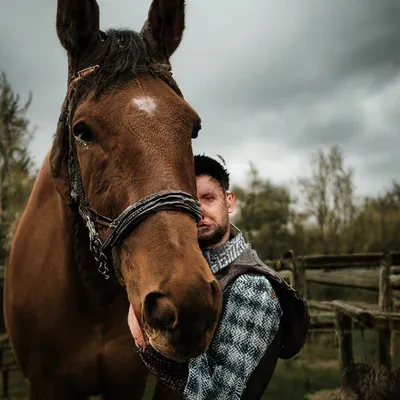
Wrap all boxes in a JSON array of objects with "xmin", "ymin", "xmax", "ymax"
[{"xmin": 128, "ymin": 304, "xmax": 145, "ymax": 348}]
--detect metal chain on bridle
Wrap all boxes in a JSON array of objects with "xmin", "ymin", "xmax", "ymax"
[{"xmin": 65, "ymin": 64, "xmax": 202, "ymax": 280}]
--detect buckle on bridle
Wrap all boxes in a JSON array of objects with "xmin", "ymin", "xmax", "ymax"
[
  {"xmin": 79, "ymin": 205, "xmax": 111, "ymax": 280},
  {"xmin": 69, "ymin": 65, "xmax": 100, "ymax": 89},
  {"xmin": 90, "ymin": 236, "xmax": 110, "ymax": 280}
]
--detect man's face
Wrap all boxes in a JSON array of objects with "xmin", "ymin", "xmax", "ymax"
[{"xmin": 196, "ymin": 175, "xmax": 235, "ymax": 249}]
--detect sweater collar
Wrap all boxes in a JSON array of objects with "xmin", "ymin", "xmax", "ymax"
[{"xmin": 202, "ymin": 224, "xmax": 246, "ymax": 274}]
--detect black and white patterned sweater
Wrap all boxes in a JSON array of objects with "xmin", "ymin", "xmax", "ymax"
[{"xmin": 138, "ymin": 231, "xmax": 283, "ymax": 400}]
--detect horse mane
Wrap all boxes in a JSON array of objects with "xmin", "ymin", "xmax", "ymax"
[
  {"xmin": 77, "ymin": 29, "xmax": 149, "ymax": 98},
  {"xmin": 74, "ymin": 28, "xmax": 182, "ymax": 100}
]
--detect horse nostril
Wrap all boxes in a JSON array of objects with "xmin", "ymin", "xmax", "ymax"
[{"xmin": 143, "ymin": 292, "xmax": 178, "ymax": 331}]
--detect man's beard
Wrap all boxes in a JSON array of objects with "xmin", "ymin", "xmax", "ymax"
[{"xmin": 198, "ymin": 219, "xmax": 229, "ymax": 249}]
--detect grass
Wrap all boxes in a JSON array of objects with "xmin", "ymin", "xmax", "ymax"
[{"xmin": 262, "ymin": 331, "xmax": 341, "ymax": 400}]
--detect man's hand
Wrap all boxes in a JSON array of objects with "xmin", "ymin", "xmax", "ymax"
[{"xmin": 128, "ymin": 304, "xmax": 145, "ymax": 348}]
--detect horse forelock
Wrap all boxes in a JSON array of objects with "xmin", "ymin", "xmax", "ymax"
[{"xmin": 71, "ymin": 29, "xmax": 181, "ymax": 102}]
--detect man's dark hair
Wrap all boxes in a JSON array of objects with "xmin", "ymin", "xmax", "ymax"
[{"xmin": 194, "ymin": 154, "xmax": 230, "ymax": 191}]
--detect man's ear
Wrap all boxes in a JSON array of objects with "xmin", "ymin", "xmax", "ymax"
[{"xmin": 226, "ymin": 191, "xmax": 236, "ymax": 214}]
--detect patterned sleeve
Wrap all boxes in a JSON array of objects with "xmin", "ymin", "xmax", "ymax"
[{"xmin": 183, "ymin": 274, "xmax": 283, "ymax": 400}]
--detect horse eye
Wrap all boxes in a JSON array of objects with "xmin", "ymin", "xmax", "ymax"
[
  {"xmin": 73, "ymin": 123, "xmax": 94, "ymax": 145},
  {"xmin": 192, "ymin": 122, "xmax": 201, "ymax": 139}
]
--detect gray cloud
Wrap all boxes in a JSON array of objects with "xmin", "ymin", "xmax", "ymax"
[{"xmin": 1, "ymin": 0, "xmax": 399, "ymax": 200}]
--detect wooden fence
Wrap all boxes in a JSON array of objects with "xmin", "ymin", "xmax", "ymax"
[{"xmin": 277, "ymin": 251, "xmax": 400, "ymax": 376}]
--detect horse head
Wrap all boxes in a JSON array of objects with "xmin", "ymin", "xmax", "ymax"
[{"xmin": 50, "ymin": 0, "xmax": 222, "ymax": 363}]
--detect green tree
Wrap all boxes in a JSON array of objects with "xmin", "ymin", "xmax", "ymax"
[
  {"xmin": 0, "ymin": 71, "xmax": 36, "ymax": 263},
  {"xmin": 348, "ymin": 180, "xmax": 400, "ymax": 253},
  {"xmin": 232, "ymin": 163, "xmax": 294, "ymax": 260}
]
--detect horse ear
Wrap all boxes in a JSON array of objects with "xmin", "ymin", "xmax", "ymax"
[
  {"xmin": 50, "ymin": 98, "xmax": 71, "ymax": 204},
  {"xmin": 56, "ymin": 0, "xmax": 100, "ymax": 57},
  {"xmin": 141, "ymin": 0, "xmax": 185, "ymax": 63}
]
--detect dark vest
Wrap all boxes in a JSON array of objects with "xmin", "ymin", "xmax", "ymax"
[{"xmin": 214, "ymin": 245, "xmax": 310, "ymax": 360}]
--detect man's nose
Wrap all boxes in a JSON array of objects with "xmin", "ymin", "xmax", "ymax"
[
  {"xmin": 197, "ymin": 209, "xmax": 205, "ymax": 226},
  {"xmin": 199, "ymin": 203, "xmax": 205, "ymax": 217}
]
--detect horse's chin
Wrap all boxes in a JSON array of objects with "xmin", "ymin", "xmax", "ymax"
[{"xmin": 144, "ymin": 328, "xmax": 204, "ymax": 363}]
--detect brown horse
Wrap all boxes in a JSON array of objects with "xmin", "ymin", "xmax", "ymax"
[{"xmin": 3, "ymin": 0, "xmax": 222, "ymax": 398}]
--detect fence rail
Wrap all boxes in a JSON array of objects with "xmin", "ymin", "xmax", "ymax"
[
  {"xmin": 278, "ymin": 250, "xmax": 400, "ymax": 375},
  {"xmin": 302, "ymin": 253, "xmax": 384, "ymax": 270}
]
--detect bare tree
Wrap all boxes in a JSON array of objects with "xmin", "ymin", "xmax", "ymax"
[{"xmin": 298, "ymin": 145, "xmax": 356, "ymax": 253}]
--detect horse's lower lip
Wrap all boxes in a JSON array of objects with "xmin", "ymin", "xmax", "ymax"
[
  {"xmin": 148, "ymin": 340, "xmax": 205, "ymax": 362},
  {"xmin": 159, "ymin": 349, "xmax": 204, "ymax": 362}
]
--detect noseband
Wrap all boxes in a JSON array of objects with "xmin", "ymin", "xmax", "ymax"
[{"xmin": 65, "ymin": 65, "xmax": 202, "ymax": 280}]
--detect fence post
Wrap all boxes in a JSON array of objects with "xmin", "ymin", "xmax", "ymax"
[
  {"xmin": 294, "ymin": 256, "xmax": 307, "ymax": 297},
  {"xmin": 377, "ymin": 254, "xmax": 392, "ymax": 370},
  {"xmin": 334, "ymin": 308, "xmax": 354, "ymax": 378},
  {"xmin": 388, "ymin": 252, "xmax": 397, "ymax": 363}
]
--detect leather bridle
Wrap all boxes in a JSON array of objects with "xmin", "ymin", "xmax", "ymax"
[{"xmin": 64, "ymin": 64, "xmax": 202, "ymax": 280}]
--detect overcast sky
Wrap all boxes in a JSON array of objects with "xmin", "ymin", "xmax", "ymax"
[{"xmin": 1, "ymin": 0, "xmax": 399, "ymax": 200}]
